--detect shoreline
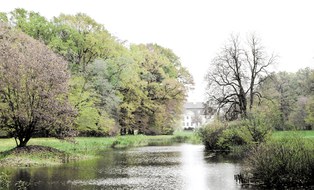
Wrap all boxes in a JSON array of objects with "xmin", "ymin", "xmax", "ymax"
[{"xmin": 0, "ymin": 132, "xmax": 200, "ymax": 167}]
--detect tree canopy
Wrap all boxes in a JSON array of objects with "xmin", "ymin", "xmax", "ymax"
[
  {"xmin": 0, "ymin": 8, "xmax": 193, "ymax": 139},
  {"xmin": 260, "ymin": 68, "xmax": 314, "ymax": 130},
  {"xmin": 0, "ymin": 23, "xmax": 75, "ymax": 147}
]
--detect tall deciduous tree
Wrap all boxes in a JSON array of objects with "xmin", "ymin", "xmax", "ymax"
[
  {"xmin": 245, "ymin": 35, "xmax": 276, "ymax": 110},
  {"xmin": 0, "ymin": 23, "xmax": 75, "ymax": 147},
  {"xmin": 206, "ymin": 34, "xmax": 276, "ymax": 120},
  {"xmin": 4, "ymin": 8, "xmax": 54, "ymax": 44},
  {"xmin": 118, "ymin": 43, "xmax": 192, "ymax": 135},
  {"xmin": 51, "ymin": 13, "xmax": 123, "ymax": 73}
]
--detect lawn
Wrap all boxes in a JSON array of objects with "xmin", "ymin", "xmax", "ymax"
[
  {"xmin": 272, "ymin": 130, "xmax": 314, "ymax": 139},
  {"xmin": 0, "ymin": 131, "xmax": 200, "ymax": 167}
]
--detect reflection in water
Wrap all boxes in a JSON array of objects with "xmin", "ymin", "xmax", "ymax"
[
  {"xmin": 1, "ymin": 144, "xmax": 243, "ymax": 190},
  {"xmin": 181, "ymin": 144, "xmax": 242, "ymax": 190},
  {"xmin": 181, "ymin": 144, "xmax": 208, "ymax": 189}
]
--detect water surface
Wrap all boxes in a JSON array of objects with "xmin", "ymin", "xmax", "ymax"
[{"xmin": 1, "ymin": 144, "xmax": 244, "ymax": 190}]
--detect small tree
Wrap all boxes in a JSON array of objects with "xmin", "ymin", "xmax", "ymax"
[{"xmin": 0, "ymin": 23, "xmax": 75, "ymax": 147}]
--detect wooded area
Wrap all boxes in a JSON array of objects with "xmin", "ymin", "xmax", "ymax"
[
  {"xmin": 0, "ymin": 9, "xmax": 193, "ymax": 147},
  {"xmin": 205, "ymin": 34, "xmax": 314, "ymax": 130}
]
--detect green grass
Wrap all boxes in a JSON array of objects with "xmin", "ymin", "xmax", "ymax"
[
  {"xmin": 243, "ymin": 134, "xmax": 314, "ymax": 187},
  {"xmin": 173, "ymin": 130, "xmax": 202, "ymax": 144},
  {"xmin": 235, "ymin": 130, "xmax": 314, "ymax": 187},
  {"xmin": 0, "ymin": 131, "xmax": 200, "ymax": 167},
  {"xmin": 272, "ymin": 130, "xmax": 314, "ymax": 139}
]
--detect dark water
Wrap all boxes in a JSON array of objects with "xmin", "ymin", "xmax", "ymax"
[{"xmin": 1, "ymin": 144, "xmax": 245, "ymax": 190}]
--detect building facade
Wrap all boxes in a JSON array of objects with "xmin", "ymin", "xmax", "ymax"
[{"xmin": 182, "ymin": 102, "xmax": 211, "ymax": 130}]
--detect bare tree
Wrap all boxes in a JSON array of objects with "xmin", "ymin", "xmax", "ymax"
[
  {"xmin": 206, "ymin": 34, "xmax": 276, "ymax": 120},
  {"xmin": 206, "ymin": 35, "xmax": 247, "ymax": 120},
  {"xmin": 0, "ymin": 23, "xmax": 75, "ymax": 147},
  {"xmin": 245, "ymin": 34, "xmax": 277, "ymax": 110}
]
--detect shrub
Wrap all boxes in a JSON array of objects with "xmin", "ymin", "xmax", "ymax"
[
  {"xmin": 198, "ymin": 121, "xmax": 229, "ymax": 151},
  {"xmin": 217, "ymin": 120, "xmax": 253, "ymax": 150},
  {"xmin": 243, "ymin": 113, "xmax": 272, "ymax": 144},
  {"xmin": 199, "ymin": 117, "xmax": 272, "ymax": 151},
  {"xmin": 244, "ymin": 136, "xmax": 314, "ymax": 187}
]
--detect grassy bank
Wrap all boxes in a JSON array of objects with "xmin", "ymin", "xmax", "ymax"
[
  {"xmin": 243, "ymin": 135, "xmax": 314, "ymax": 187},
  {"xmin": 198, "ymin": 122, "xmax": 314, "ymax": 187},
  {"xmin": 272, "ymin": 130, "xmax": 314, "ymax": 139},
  {"xmin": 234, "ymin": 131, "xmax": 314, "ymax": 188},
  {"xmin": 0, "ymin": 131, "xmax": 200, "ymax": 167}
]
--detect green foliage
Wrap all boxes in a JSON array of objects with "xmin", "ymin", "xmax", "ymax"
[
  {"xmin": 68, "ymin": 76, "xmax": 117, "ymax": 136},
  {"xmin": 172, "ymin": 131, "xmax": 201, "ymax": 144},
  {"xmin": 199, "ymin": 111, "xmax": 272, "ymax": 151},
  {"xmin": 85, "ymin": 59, "xmax": 122, "ymax": 113},
  {"xmin": 218, "ymin": 121, "xmax": 252, "ymax": 150},
  {"xmin": 6, "ymin": 9, "xmax": 54, "ymax": 43},
  {"xmin": 260, "ymin": 68, "xmax": 314, "ymax": 130},
  {"xmin": 244, "ymin": 111, "xmax": 273, "ymax": 143},
  {"xmin": 272, "ymin": 130, "xmax": 314, "ymax": 139},
  {"xmin": 289, "ymin": 96, "xmax": 310, "ymax": 130},
  {"xmin": 245, "ymin": 136, "xmax": 314, "ymax": 187},
  {"xmin": 119, "ymin": 44, "xmax": 191, "ymax": 135},
  {"xmin": 305, "ymin": 96, "xmax": 314, "ymax": 129},
  {"xmin": 51, "ymin": 13, "xmax": 124, "ymax": 73},
  {"xmin": 1, "ymin": 8, "xmax": 193, "ymax": 138},
  {"xmin": 0, "ymin": 12, "xmax": 8, "ymax": 23},
  {"xmin": 50, "ymin": 11, "xmax": 191, "ymax": 136},
  {"xmin": 0, "ymin": 23, "xmax": 75, "ymax": 147},
  {"xmin": 217, "ymin": 118, "xmax": 271, "ymax": 152},
  {"xmin": 198, "ymin": 121, "xmax": 229, "ymax": 151}
]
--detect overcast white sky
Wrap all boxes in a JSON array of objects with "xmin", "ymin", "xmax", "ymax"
[{"xmin": 1, "ymin": 0, "xmax": 314, "ymax": 102}]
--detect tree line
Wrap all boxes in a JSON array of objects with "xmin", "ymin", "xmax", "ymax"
[
  {"xmin": 0, "ymin": 8, "xmax": 193, "ymax": 147},
  {"xmin": 205, "ymin": 34, "xmax": 314, "ymax": 130}
]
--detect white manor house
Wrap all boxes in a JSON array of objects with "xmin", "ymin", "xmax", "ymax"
[{"xmin": 182, "ymin": 102, "xmax": 212, "ymax": 130}]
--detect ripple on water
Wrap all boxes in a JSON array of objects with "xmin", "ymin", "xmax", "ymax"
[
  {"xmin": 69, "ymin": 146, "xmax": 185, "ymax": 190},
  {"xmin": 3, "ymin": 144, "xmax": 244, "ymax": 190},
  {"xmin": 69, "ymin": 166, "xmax": 184, "ymax": 190}
]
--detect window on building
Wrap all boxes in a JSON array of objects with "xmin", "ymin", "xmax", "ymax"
[
  {"xmin": 187, "ymin": 122, "xmax": 189, "ymax": 126},
  {"xmin": 186, "ymin": 116, "xmax": 189, "ymax": 119}
]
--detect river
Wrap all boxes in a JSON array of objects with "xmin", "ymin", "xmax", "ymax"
[{"xmin": 1, "ymin": 144, "xmax": 246, "ymax": 190}]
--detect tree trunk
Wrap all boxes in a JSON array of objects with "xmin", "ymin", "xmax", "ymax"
[
  {"xmin": 238, "ymin": 85, "xmax": 248, "ymax": 119},
  {"xmin": 17, "ymin": 131, "xmax": 32, "ymax": 147},
  {"xmin": 127, "ymin": 128, "xmax": 134, "ymax": 135},
  {"xmin": 120, "ymin": 128, "xmax": 126, "ymax": 135},
  {"xmin": 249, "ymin": 81, "xmax": 254, "ymax": 110},
  {"xmin": 17, "ymin": 137, "xmax": 30, "ymax": 147}
]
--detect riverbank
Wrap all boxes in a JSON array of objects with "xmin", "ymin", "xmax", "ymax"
[
  {"xmin": 199, "ymin": 123, "xmax": 314, "ymax": 188},
  {"xmin": 233, "ymin": 130, "xmax": 314, "ymax": 188},
  {"xmin": 0, "ymin": 131, "xmax": 200, "ymax": 167},
  {"xmin": 243, "ymin": 133, "xmax": 314, "ymax": 188}
]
